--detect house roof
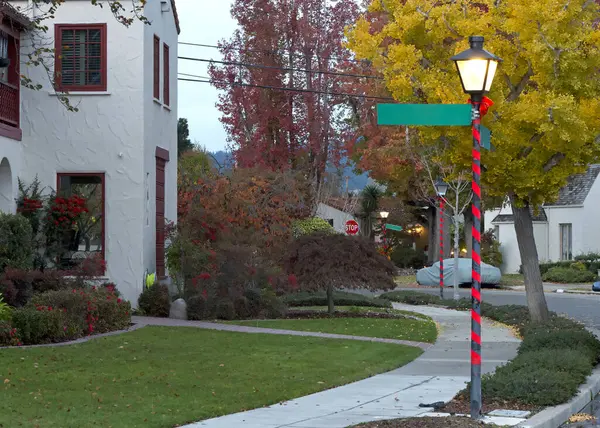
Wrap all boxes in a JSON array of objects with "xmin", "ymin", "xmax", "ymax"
[
  {"xmin": 492, "ymin": 207, "xmax": 548, "ymax": 223},
  {"xmin": 170, "ymin": 0, "xmax": 181, "ymax": 35},
  {"xmin": 550, "ymin": 164, "xmax": 600, "ymax": 206},
  {"xmin": 1, "ymin": 3, "xmax": 32, "ymax": 29}
]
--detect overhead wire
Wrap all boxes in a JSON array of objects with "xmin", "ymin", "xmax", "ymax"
[
  {"xmin": 177, "ymin": 73, "xmax": 394, "ymax": 101},
  {"xmin": 178, "ymin": 56, "xmax": 384, "ymax": 80},
  {"xmin": 178, "ymin": 41, "xmax": 365, "ymax": 65}
]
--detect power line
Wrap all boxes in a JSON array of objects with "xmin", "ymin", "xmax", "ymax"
[
  {"xmin": 178, "ymin": 56, "xmax": 383, "ymax": 80},
  {"xmin": 177, "ymin": 75, "xmax": 394, "ymax": 101},
  {"xmin": 178, "ymin": 41, "xmax": 364, "ymax": 65}
]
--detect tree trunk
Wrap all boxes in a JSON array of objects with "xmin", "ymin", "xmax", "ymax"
[
  {"xmin": 509, "ymin": 195, "xmax": 550, "ymax": 322},
  {"xmin": 327, "ymin": 284, "xmax": 334, "ymax": 314},
  {"xmin": 464, "ymin": 209, "xmax": 473, "ymax": 257}
]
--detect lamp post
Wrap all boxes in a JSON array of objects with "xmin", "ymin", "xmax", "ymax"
[
  {"xmin": 452, "ymin": 36, "xmax": 500, "ymax": 419},
  {"xmin": 380, "ymin": 210, "xmax": 389, "ymax": 256},
  {"xmin": 435, "ymin": 179, "xmax": 449, "ymax": 299}
]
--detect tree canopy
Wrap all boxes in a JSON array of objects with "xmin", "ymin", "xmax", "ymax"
[{"xmin": 347, "ymin": 0, "xmax": 600, "ymax": 207}]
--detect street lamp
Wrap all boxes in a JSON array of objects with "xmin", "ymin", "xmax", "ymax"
[
  {"xmin": 435, "ymin": 179, "xmax": 448, "ymax": 300},
  {"xmin": 452, "ymin": 35, "xmax": 501, "ymax": 420},
  {"xmin": 380, "ymin": 211, "xmax": 389, "ymax": 256}
]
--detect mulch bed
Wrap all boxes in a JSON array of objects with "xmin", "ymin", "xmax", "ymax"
[
  {"xmin": 351, "ymin": 416, "xmax": 496, "ymax": 427},
  {"xmin": 442, "ymin": 394, "xmax": 539, "ymax": 415}
]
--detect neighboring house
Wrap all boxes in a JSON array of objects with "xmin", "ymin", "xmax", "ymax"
[
  {"xmin": 316, "ymin": 197, "xmax": 363, "ymax": 235},
  {"xmin": 485, "ymin": 165, "xmax": 600, "ymax": 273},
  {"xmin": 0, "ymin": 1, "xmax": 179, "ymax": 304}
]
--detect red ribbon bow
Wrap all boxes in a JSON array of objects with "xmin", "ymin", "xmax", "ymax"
[{"xmin": 468, "ymin": 96, "xmax": 494, "ymax": 116}]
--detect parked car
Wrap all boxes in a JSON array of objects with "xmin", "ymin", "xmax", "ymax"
[
  {"xmin": 593, "ymin": 282, "xmax": 600, "ymax": 292},
  {"xmin": 416, "ymin": 258, "xmax": 502, "ymax": 286}
]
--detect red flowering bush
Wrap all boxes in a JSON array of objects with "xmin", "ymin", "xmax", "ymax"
[
  {"xmin": 0, "ymin": 321, "xmax": 21, "ymax": 347},
  {"xmin": 11, "ymin": 304, "xmax": 69, "ymax": 345},
  {"xmin": 47, "ymin": 196, "xmax": 89, "ymax": 228}
]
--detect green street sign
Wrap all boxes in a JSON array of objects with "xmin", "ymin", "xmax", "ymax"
[
  {"xmin": 377, "ymin": 104, "xmax": 472, "ymax": 126},
  {"xmin": 385, "ymin": 224, "xmax": 403, "ymax": 232},
  {"xmin": 480, "ymin": 125, "xmax": 495, "ymax": 151}
]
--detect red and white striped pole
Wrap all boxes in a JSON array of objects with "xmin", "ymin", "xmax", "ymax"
[
  {"xmin": 439, "ymin": 196, "xmax": 444, "ymax": 299},
  {"xmin": 470, "ymin": 96, "xmax": 483, "ymax": 418}
]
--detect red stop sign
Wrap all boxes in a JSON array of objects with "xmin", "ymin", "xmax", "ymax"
[{"xmin": 345, "ymin": 220, "xmax": 360, "ymax": 235}]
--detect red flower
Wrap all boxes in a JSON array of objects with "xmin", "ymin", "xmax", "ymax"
[
  {"xmin": 117, "ymin": 298, "xmax": 122, "ymax": 303},
  {"xmin": 288, "ymin": 274, "xmax": 298, "ymax": 288},
  {"xmin": 48, "ymin": 306, "xmax": 53, "ymax": 311},
  {"xmin": 202, "ymin": 289, "xmax": 208, "ymax": 298},
  {"xmin": 199, "ymin": 272, "xmax": 211, "ymax": 280}
]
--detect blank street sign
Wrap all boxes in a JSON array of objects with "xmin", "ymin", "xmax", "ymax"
[{"xmin": 377, "ymin": 104, "xmax": 472, "ymax": 126}]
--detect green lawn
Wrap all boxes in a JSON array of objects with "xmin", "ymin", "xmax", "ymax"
[
  {"xmin": 0, "ymin": 326, "xmax": 422, "ymax": 428},
  {"xmin": 394, "ymin": 275, "xmax": 417, "ymax": 285},
  {"xmin": 499, "ymin": 273, "xmax": 525, "ymax": 287},
  {"xmin": 229, "ymin": 315, "xmax": 438, "ymax": 343}
]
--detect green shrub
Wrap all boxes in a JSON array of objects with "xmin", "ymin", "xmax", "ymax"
[
  {"xmin": 94, "ymin": 294, "xmax": 131, "ymax": 333},
  {"xmin": 390, "ymin": 246, "xmax": 427, "ymax": 269},
  {"xmin": 570, "ymin": 261, "xmax": 587, "ymax": 271},
  {"xmin": 0, "ymin": 213, "xmax": 33, "ymax": 272},
  {"xmin": 519, "ymin": 323, "xmax": 600, "ymax": 363},
  {"xmin": 380, "ymin": 290, "xmax": 441, "ymax": 306},
  {"xmin": 575, "ymin": 252, "xmax": 600, "ymax": 262},
  {"xmin": 257, "ymin": 288, "xmax": 287, "ymax": 319},
  {"xmin": 542, "ymin": 267, "xmax": 597, "ymax": 283},
  {"xmin": 285, "ymin": 290, "xmax": 392, "ymax": 308},
  {"xmin": 509, "ymin": 349, "xmax": 593, "ymax": 380},
  {"xmin": 292, "ymin": 217, "xmax": 335, "ymax": 238},
  {"xmin": 12, "ymin": 305, "xmax": 68, "ymax": 345},
  {"xmin": 0, "ymin": 294, "xmax": 11, "ymax": 321},
  {"xmin": 482, "ymin": 229, "xmax": 503, "ymax": 267},
  {"xmin": 138, "ymin": 284, "xmax": 171, "ymax": 317},
  {"xmin": 216, "ymin": 299, "xmax": 236, "ymax": 320},
  {"xmin": 480, "ymin": 365, "xmax": 581, "ymax": 406},
  {"xmin": 187, "ymin": 294, "xmax": 207, "ymax": 320}
]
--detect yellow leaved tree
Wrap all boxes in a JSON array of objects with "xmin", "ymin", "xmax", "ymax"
[{"xmin": 347, "ymin": 0, "xmax": 600, "ymax": 321}]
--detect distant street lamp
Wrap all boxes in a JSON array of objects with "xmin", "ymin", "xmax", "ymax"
[
  {"xmin": 380, "ymin": 211, "xmax": 389, "ymax": 256},
  {"xmin": 435, "ymin": 179, "xmax": 448, "ymax": 299},
  {"xmin": 452, "ymin": 35, "xmax": 501, "ymax": 420}
]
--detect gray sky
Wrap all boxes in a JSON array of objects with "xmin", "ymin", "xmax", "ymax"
[{"xmin": 177, "ymin": 0, "xmax": 237, "ymax": 152}]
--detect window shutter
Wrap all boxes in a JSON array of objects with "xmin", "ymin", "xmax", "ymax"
[
  {"xmin": 163, "ymin": 44, "xmax": 169, "ymax": 106},
  {"xmin": 153, "ymin": 35, "xmax": 160, "ymax": 100}
]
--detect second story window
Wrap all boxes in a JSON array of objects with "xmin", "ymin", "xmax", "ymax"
[
  {"xmin": 153, "ymin": 35, "xmax": 160, "ymax": 100},
  {"xmin": 55, "ymin": 24, "xmax": 107, "ymax": 92}
]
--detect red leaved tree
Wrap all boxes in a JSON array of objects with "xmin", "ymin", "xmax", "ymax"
[{"xmin": 209, "ymin": 0, "xmax": 361, "ymax": 192}]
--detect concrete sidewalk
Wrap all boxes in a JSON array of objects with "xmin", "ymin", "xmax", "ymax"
[{"xmin": 183, "ymin": 303, "xmax": 521, "ymax": 428}]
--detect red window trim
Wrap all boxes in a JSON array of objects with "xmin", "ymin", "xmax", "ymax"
[
  {"xmin": 0, "ymin": 31, "xmax": 21, "ymax": 140},
  {"xmin": 153, "ymin": 35, "xmax": 160, "ymax": 100},
  {"xmin": 56, "ymin": 172, "xmax": 106, "ymax": 269},
  {"xmin": 55, "ymin": 23, "xmax": 107, "ymax": 92},
  {"xmin": 155, "ymin": 146, "xmax": 170, "ymax": 161},
  {"xmin": 163, "ymin": 43, "xmax": 170, "ymax": 106}
]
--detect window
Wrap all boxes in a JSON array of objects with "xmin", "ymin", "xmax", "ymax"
[
  {"xmin": 163, "ymin": 43, "xmax": 169, "ymax": 105},
  {"xmin": 153, "ymin": 35, "xmax": 160, "ymax": 99},
  {"xmin": 494, "ymin": 225, "xmax": 500, "ymax": 240},
  {"xmin": 55, "ymin": 24, "xmax": 107, "ymax": 91},
  {"xmin": 0, "ymin": 30, "xmax": 21, "ymax": 138},
  {"xmin": 57, "ymin": 173, "xmax": 105, "ymax": 269},
  {"xmin": 560, "ymin": 223, "xmax": 572, "ymax": 261},
  {"xmin": 327, "ymin": 219, "xmax": 334, "ymax": 227}
]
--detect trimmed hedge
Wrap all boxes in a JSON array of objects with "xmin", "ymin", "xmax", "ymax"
[
  {"xmin": 542, "ymin": 267, "xmax": 597, "ymax": 283},
  {"xmin": 390, "ymin": 246, "xmax": 427, "ymax": 269},
  {"xmin": 536, "ymin": 260, "xmax": 600, "ymax": 276},
  {"xmin": 284, "ymin": 290, "xmax": 392, "ymax": 309},
  {"xmin": 381, "ymin": 290, "xmax": 600, "ymax": 407},
  {"xmin": 292, "ymin": 217, "xmax": 336, "ymax": 238},
  {"xmin": 0, "ymin": 213, "xmax": 33, "ymax": 272}
]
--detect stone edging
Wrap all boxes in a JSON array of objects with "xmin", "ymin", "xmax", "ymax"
[
  {"xmin": 517, "ymin": 366, "xmax": 600, "ymax": 428},
  {"xmin": 0, "ymin": 323, "xmax": 146, "ymax": 350}
]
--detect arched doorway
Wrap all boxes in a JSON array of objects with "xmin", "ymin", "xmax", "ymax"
[{"xmin": 0, "ymin": 157, "xmax": 13, "ymax": 213}]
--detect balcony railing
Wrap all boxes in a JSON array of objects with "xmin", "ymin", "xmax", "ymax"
[{"xmin": 0, "ymin": 80, "xmax": 19, "ymax": 128}]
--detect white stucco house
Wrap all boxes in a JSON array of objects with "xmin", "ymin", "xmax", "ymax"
[
  {"xmin": 316, "ymin": 197, "xmax": 363, "ymax": 235},
  {"xmin": 0, "ymin": 1, "xmax": 179, "ymax": 304},
  {"xmin": 485, "ymin": 165, "xmax": 600, "ymax": 273}
]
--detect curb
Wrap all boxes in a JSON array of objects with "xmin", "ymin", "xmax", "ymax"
[{"xmin": 517, "ymin": 366, "xmax": 600, "ymax": 428}]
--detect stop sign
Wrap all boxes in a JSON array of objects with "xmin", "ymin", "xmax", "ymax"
[{"xmin": 345, "ymin": 220, "xmax": 360, "ymax": 235}]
